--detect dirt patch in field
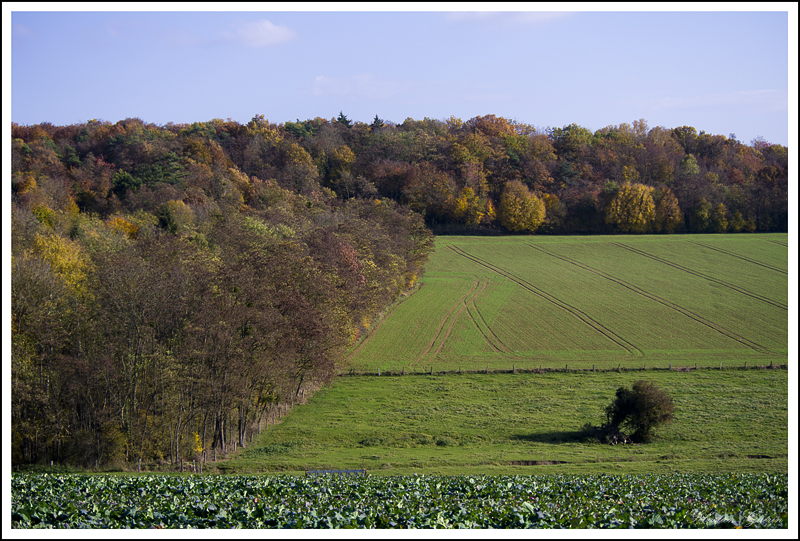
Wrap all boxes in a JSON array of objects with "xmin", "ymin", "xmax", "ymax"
[{"xmin": 507, "ymin": 460, "xmax": 568, "ymax": 466}]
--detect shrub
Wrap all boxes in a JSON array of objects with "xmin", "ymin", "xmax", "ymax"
[{"xmin": 603, "ymin": 380, "xmax": 674, "ymax": 443}]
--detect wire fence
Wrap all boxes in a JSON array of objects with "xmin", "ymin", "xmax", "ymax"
[{"xmin": 340, "ymin": 360, "xmax": 787, "ymax": 377}]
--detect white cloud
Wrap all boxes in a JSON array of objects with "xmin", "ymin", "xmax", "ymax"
[
  {"xmin": 513, "ymin": 11, "xmax": 573, "ymax": 24},
  {"xmin": 444, "ymin": 10, "xmax": 573, "ymax": 24},
  {"xmin": 164, "ymin": 29, "xmax": 201, "ymax": 46},
  {"xmin": 646, "ymin": 89, "xmax": 787, "ymax": 112},
  {"xmin": 310, "ymin": 74, "xmax": 412, "ymax": 100},
  {"xmin": 12, "ymin": 23, "xmax": 36, "ymax": 37},
  {"xmin": 443, "ymin": 12, "xmax": 499, "ymax": 22},
  {"xmin": 224, "ymin": 19, "xmax": 296, "ymax": 48}
]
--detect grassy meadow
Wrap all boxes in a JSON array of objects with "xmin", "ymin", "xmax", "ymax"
[
  {"xmin": 224, "ymin": 368, "xmax": 788, "ymax": 475},
  {"xmin": 348, "ymin": 234, "xmax": 788, "ymax": 372}
]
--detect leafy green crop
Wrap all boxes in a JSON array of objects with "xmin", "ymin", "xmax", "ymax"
[{"xmin": 11, "ymin": 473, "xmax": 788, "ymax": 529}]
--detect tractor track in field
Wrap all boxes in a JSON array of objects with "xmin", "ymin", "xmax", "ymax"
[
  {"xmin": 411, "ymin": 279, "xmax": 481, "ymax": 368},
  {"xmin": 768, "ymin": 240, "xmax": 788, "ymax": 247},
  {"xmin": 449, "ymin": 245, "xmax": 643, "ymax": 358},
  {"xmin": 347, "ymin": 283, "xmax": 425, "ymax": 362},
  {"xmin": 463, "ymin": 283, "xmax": 515, "ymax": 355},
  {"xmin": 687, "ymin": 240, "xmax": 787, "ymax": 275},
  {"xmin": 527, "ymin": 244, "xmax": 772, "ymax": 355},
  {"xmin": 612, "ymin": 242, "xmax": 787, "ymax": 311}
]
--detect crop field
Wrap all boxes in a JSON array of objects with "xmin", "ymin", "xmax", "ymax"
[
  {"xmin": 10, "ymin": 472, "xmax": 788, "ymax": 528},
  {"xmin": 349, "ymin": 234, "xmax": 789, "ymax": 372}
]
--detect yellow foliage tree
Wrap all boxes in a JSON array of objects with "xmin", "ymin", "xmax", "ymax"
[
  {"xmin": 654, "ymin": 188, "xmax": 683, "ymax": 233},
  {"xmin": 31, "ymin": 204, "xmax": 57, "ymax": 229},
  {"xmin": 106, "ymin": 215, "xmax": 140, "ymax": 239},
  {"xmin": 157, "ymin": 199, "xmax": 195, "ymax": 235},
  {"xmin": 621, "ymin": 165, "xmax": 641, "ymax": 184},
  {"xmin": 482, "ymin": 198, "xmax": 496, "ymax": 225},
  {"xmin": 452, "ymin": 186, "xmax": 483, "ymax": 226},
  {"xmin": 331, "ymin": 145, "xmax": 355, "ymax": 173},
  {"xmin": 710, "ymin": 203, "xmax": 729, "ymax": 233},
  {"xmin": 605, "ymin": 182, "xmax": 656, "ymax": 233},
  {"xmin": 498, "ymin": 180, "xmax": 545, "ymax": 233},
  {"xmin": 31, "ymin": 233, "xmax": 92, "ymax": 296}
]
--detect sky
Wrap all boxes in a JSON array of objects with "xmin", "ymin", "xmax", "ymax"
[{"xmin": 5, "ymin": 4, "xmax": 796, "ymax": 147}]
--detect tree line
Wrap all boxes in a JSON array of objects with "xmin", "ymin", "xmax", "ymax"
[{"xmin": 9, "ymin": 112, "xmax": 788, "ymax": 468}]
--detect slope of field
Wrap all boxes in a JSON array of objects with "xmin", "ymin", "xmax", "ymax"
[{"xmin": 349, "ymin": 234, "xmax": 788, "ymax": 372}]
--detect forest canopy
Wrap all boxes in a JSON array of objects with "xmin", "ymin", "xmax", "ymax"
[{"xmin": 9, "ymin": 113, "xmax": 788, "ymax": 468}]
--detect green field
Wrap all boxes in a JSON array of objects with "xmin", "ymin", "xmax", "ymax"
[
  {"xmin": 349, "ymin": 234, "xmax": 788, "ymax": 372},
  {"xmin": 219, "ymin": 233, "xmax": 789, "ymax": 477},
  {"xmin": 224, "ymin": 368, "xmax": 788, "ymax": 475}
]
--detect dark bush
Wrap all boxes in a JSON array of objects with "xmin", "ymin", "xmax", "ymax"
[{"xmin": 603, "ymin": 380, "xmax": 675, "ymax": 443}]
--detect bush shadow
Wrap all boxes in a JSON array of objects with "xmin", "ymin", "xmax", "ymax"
[{"xmin": 512, "ymin": 429, "xmax": 596, "ymax": 444}]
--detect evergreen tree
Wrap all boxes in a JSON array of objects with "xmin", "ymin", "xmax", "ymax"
[{"xmin": 336, "ymin": 111, "xmax": 352, "ymax": 128}]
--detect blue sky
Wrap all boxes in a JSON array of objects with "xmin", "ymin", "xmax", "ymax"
[{"xmin": 6, "ymin": 5, "xmax": 796, "ymax": 146}]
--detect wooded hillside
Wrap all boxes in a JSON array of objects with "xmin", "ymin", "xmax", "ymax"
[{"xmin": 9, "ymin": 113, "xmax": 788, "ymax": 468}]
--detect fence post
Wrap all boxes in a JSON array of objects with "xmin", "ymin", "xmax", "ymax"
[
  {"xmin": 669, "ymin": 362, "xmax": 671, "ymax": 371},
  {"xmin": 592, "ymin": 364, "xmax": 595, "ymax": 372},
  {"xmin": 744, "ymin": 361, "xmax": 747, "ymax": 369},
  {"xmin": 378, "ymin": 368, "xmax": 380, "ymax": 376}
]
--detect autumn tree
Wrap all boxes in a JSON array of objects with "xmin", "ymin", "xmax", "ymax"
[
  {"xmin": 688, "ymin": 197, "xmax": 712, "ymax": 232},
  {"xmin": 466, "ymin": 114, "xmax": 514, "ymax": 138},
  {"xmin": 452, "ymin": 186, "xmax": 483, "ymax": 226},
  {"xmin": 550, "ymin": 123, "xmax": 593, "ymax": 162},
  {"xmin": 604, "ymin": 182, "xmax": 656, "ymax": 233},
  {"xmin": 709, "ymin": 203, "xmax": 729, "ymax": 233},
  {"xmin": 540, "ymin": 193, "xmax": 567, "ymax": 233},
  {"xmin": 370, "ymin": 115, "xmax": 384, "ymax": 131},
  {"xmin": 654, "ymin": 188, "xmax": 683, "ymax": 233},
  {"xmin": 498, "ymin": 180, "xmax": 546, "ymax": 233}
]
